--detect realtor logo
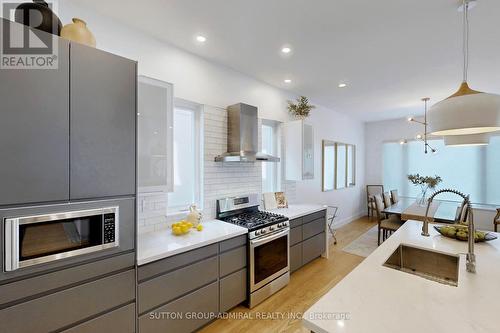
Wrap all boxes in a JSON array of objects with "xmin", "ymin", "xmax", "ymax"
[{"xmin": 1, "ymin": 1, "xmax": 59, "ymax": 69}]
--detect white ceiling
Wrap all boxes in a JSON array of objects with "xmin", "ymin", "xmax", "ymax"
[{"xmin": 69, "ymin": 0, "xmax": 500, "ymax": 122}]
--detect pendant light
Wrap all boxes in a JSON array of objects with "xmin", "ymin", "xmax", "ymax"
[
  {"xmin": 428, "ymin": 0, "xmax": 500, "ymax": 136},
  {"xmin": 408, "ymin": 98, "xmax": 437, "ymax": 153},
  {"xmin": 444, "ymin": 133, "xmax": 489, "ymax": 146}
]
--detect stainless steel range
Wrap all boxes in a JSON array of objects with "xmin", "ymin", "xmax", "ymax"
[{"xmin": 217, "ymin": 194, "xmax": 290, "ymax": 308}]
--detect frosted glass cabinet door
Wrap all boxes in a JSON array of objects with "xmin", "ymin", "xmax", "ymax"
[
  {"xmin": 137, "ymin": 77, "xmax": 173, "ymax": 193},
  {"xmin": 302, "ymin": 124, "xmax": 314, "ymax": 179}
]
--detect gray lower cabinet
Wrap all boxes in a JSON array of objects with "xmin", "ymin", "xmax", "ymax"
[
  {"xmin": 138, "ymin": 235, "xmax": 247, "ymax": 333},
  {"xmin": 289, "ymin": 210, "xmax": 326, "ymax": 272},
  {"xmin": 70, "ymin": 43, "xmax": 136, "ymax": 200},
  {"xmin": 302, "ymin": 232, "xmax": 326, "ymax": 265},
  {"xmin": 0, "ymin": 20, "xmax": 70, "ymax": 206},
  {"xmin": 290, "ymin": 243, "xmax": 303, "ymax": 272},
  {"xmin": 220, "ymin": 268, "xmax": 247, "ymax": 312},
  {"xmin": 62, "ymin": 303, "xmax": 135, "ymax": 333},
  {"xmin": 139, "ymin": 282, "xmax": 219, "ymax": 333},
  {"xmin": 0, "ymin": 269, "xmax": 135, "ymax": 333}
]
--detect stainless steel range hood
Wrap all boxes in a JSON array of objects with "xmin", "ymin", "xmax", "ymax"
[{"xmin": 215, "ymin": 103, "xmax": 280, "ymax": 162}]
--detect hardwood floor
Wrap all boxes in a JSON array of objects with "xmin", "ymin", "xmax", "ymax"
[{"xmin": 199, "ymin": 216, "xmax": 377, "ymax": 333}]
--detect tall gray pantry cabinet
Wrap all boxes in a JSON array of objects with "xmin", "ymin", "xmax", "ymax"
[{"xmin": 0, "ymin": 19, "xmax": 137, "ymax": 333}]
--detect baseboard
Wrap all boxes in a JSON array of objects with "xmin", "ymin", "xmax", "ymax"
[{"xmin": 332, "ymin": 211, "xmax": 365, "ymax": 229}]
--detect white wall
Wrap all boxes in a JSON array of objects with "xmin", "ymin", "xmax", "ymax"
[
  {"xmin": 295, "ymin": 108, "xmax": 366, "ymax": 225},
  {"xmin": 58, "ymin": 3, "xmax": 366, "ymax": 226},
  {"xmin": 365, "ymin": 117, "xmax": 421, "ymax": 185}
]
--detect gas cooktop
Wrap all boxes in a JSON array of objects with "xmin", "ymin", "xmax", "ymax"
[{"xmin": 219, "ymin": 211, "xmax": 288, "ymax": 231}]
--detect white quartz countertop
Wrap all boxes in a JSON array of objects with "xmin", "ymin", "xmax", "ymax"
[
  {"xmin": 303, "ymin": 220, "xmax": 500, "ymax": 333},
  {"xmin": 266, "ymin": 204, "xmax": 327, "ymax": 219},
  {"xmin": 137, "ymin": 219, "xmax": 248, "ymax": 266}
]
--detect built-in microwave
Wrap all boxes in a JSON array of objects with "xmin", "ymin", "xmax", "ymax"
[{"xmin": 4, "ymin": 207, "xmax": 119, "ymax": 272}]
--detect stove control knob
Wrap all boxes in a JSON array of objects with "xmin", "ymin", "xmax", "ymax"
[
  {"xmin": 270, "ymin": 226, "xmax": 276, "ymax": 231},
  {"xmin": 255, "ymin": 230, "xmax": 261, "ymax": 236},
  {"xmin": 261, "ymin": 229, "xmax": 267, "ymax": 234}
]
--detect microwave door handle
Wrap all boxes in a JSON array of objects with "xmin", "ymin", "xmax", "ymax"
[
  {"xmin": 250, "ymin": 228, "xmax": 289, "ymax": 246},
  {"xmin": 5, "ymin": 218, "xmax": 20, "ymax": 272}
]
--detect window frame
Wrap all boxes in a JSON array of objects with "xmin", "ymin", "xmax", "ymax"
[
  {"xmin": 167, "ymin": 99, "xmax": 204, "ymax": 214},
  {"xmin": 261, "ymin": 119, "xmax": 282, "ymax": 193}
]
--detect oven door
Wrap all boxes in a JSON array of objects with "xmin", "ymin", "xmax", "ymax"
[
  {"xmin": 4, "ymin": 207, "xmax": 119, "ymax": 272},
  {"xmin": 249, "ymin": 228, "xmax": 289, "ymax": 292}
]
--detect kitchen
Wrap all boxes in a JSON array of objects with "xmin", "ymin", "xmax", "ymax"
[{"xmin": 1, "ymin": 1, "xmax": 500, "ymax": 333}]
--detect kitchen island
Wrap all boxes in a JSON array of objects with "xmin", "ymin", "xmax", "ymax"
[{"xmin": 303, "ymin": 220, "xmax": 500, "ymax": 333}]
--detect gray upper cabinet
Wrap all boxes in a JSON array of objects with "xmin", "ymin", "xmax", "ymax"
[
  {"xmin": 70, "ymin": 43, "xmax": 137, "ymax": 199},
  {"xmin": 0, "ymin": 22, "xmax": 70, "ymax": 206}
]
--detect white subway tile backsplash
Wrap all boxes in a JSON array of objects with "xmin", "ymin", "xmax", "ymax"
[{"xmin": 138, "ymin": 104, "xmax": 296, "ymax": 233}]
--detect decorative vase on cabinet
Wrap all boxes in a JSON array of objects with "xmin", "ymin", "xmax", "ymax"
[
  {"xmin": 285, "ymin": 120, "xmax": 314, "ymax": 181},
  {"xmin": 61, "ymin": 18, "xmax": 96, "ymax": 47},
  {"xmin": 15, "ymin": 0, "xmax": 62, "ymax": 35}
]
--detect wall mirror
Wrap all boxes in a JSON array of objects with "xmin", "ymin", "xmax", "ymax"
[{"xmin": 322, "ymin": 140, "xmax": 356, "ymax": 191}]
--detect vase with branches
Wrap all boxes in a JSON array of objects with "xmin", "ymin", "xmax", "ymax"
[
  {"xmin": 287, "ymin": 96, "xmax": 315, "ymax": 119},
  {"xmin": 407, "ymin": 174, "xmax": 443, "ymax": 206}
]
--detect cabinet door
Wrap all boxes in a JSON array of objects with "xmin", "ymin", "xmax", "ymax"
[
  {"xmin": 302, "ymin": 123, "xmax": 314, "ymax": 179},
  {"xmin": 0, "ymin": 22, "xmax": 69, "ymax": 206},
  {"xmin": 137, "ymin": 76, "xmax": 173, "ymax": 193},
  {"xmin": 70, "ymin": 43, "xmax": 136, "ymax": 199}
]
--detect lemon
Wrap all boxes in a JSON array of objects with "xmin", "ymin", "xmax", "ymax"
[
  {"xmin": 181, "ymin": 225, "xmax": 191, "ymax": 234},
  {"xmin": 172, "ymin": 226, "xmax": 183, "ymax": 235},
  {"xmin": 196, "ymin": 224, "xmax": 203, "ymax": 231},
  {"xmin": 186, "ymin": 222, "xmax": 193, "ymax": 228}
]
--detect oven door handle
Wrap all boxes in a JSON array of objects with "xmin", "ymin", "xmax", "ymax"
[{"xmin": 250, "ymin": 228, "xmax": 289, "ymax": 246}]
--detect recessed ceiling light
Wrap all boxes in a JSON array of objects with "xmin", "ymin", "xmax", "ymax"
[
  {"xmin": 281, "ymin": 47, "xmax": 291, "ymax": 54},
  {"xmin": 284, "ymin": 79, "xmax": 292, "ymax": 84},
  {"xmin": 196, "ymin": 35, "xmax": 207, "ymax": 43},
  {"xmin": 338, "ymin": 83, "xmax": 347, "ymax": 88}
]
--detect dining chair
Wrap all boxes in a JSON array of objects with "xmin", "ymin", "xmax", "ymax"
[
  {"xmin": 390, "ymin": 189, "xmax": 399, "ymax": 204},
  {"xmin": 494, "ymin": 208, "xmax": 500, "ymax": 232},
  {"xmin": 366, "ymin": 185, "xmax": 384, "ymax": 217},
  {"xmin": 382, "ymin": 192, "xmax": 392, "ymax": 208},
  {"xmin": 374, "ymin": 194, "xmax": 403, "ymax": 245}
]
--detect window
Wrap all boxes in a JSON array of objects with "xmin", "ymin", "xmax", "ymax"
[
  {"xmin": 168, "ymin": 100, "xmax": 202, "ymax": 212},
  {"xmin": 262, "ymin": 120, "xmax": 281, "ymax": 193},
  {"xmin": 382, "ymin": 136, "xmax": 500, "ymax": 205}
]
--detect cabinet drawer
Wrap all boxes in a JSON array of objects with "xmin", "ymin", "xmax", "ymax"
[
  {"xmin": 139, "ymin": 256, "xmax": 218, "ymax": 314},
  {"xmin": 290, "ymin": 226, "xmax": 302, "ymax": 246},
  {"xmin": 220, "ymin": 268, "xmax": 247, "ymax": 312},
  {"xmin": 302, "ymin": 232, "xmax": 326, "ymax": 266},
  {"xmin": 62, "ymin": 303, "xmax": 135, "ymax": 333},
  {"xmin": 289, "ymin": 217, "xmax": 303, "ymax": 228},
  {"xmin": 290, "ymin": 243, "xmax": 303, "ymax": 273},
  {"xmin": 219, "ymin": 246, "xmax": 246, "ymax": 277},
  {"xmin": 302, "ymin": 210, "xmax": 326, "ymax": 224},
  {"xmin": 138, "ymin": 244, "xmax": 218, "ymax": 281},
  {"xmin": 220, "ymin": 235, "xmax": 247, "ymax": 252},
  {"xmin": 0, "ymin": 270, "xmax": 135, "ymax": 333},
  {"xmin": 139, "ymin": 281, "xmax": 219, "ymax": 333},
  {"xmin": 302, "ymin": 218, "xmax": 325, "ymax": 240}
]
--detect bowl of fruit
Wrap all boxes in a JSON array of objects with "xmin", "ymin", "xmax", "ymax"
[
  {"xmin": 171, "ymin": 220, "xmax": 203, "ymax": 236},
  {"xmin": 434, "ymin": 224, "xmax": 497, "ymax": 243}
]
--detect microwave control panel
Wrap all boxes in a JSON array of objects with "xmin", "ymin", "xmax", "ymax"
[{"xmin": 103, "ymin": 213, "xmax": 116, "ymax": 243}]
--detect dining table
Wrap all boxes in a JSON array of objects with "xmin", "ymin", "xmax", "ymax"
[{"xmin": 382, "ymin": 196, "xmax": 459, "ymax": 223}]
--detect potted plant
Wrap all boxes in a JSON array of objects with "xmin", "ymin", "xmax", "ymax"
[
  {"xmin": 407, "ymin": 174, "xmax": 443, "ymax": 206},
  {"xmin": 287, "ymin": 96, "xmax": 315, "ymax": 120}
]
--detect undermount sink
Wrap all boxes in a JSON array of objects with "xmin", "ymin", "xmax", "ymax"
[{"xmin": 383, "ymin": 244, "xmax": 460, "ymax": 287}]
